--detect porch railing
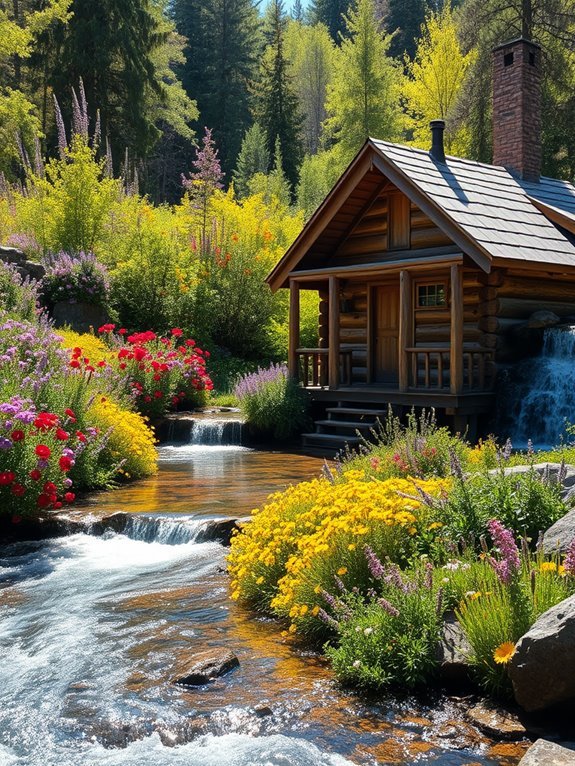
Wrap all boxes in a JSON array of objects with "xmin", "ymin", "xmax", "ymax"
[
  {"xmin": 295, "ymin": 348, "xmax": 353, "ymax": 387},
  {"xmin": 406, "ymin": 347, "xmax": 495, "ymax": 391}
]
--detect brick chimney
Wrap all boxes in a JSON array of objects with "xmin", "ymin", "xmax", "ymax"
[{"xmin": 492, "ymin": 37, "xmax": 541, "ymax": 183}]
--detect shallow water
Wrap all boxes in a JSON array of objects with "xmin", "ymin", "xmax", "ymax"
[{"xmin": 0, "ymin": 440, "xmax": 529, "ymax": 766}]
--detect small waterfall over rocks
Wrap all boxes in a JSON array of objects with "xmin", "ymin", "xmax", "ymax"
[
  {"xmin": 508, "ymin": 326, "xmax": 575, "ymax": 446},
  {"xmin": 190, "ymin": 417, "xmax": 244, "ymax": 446}
]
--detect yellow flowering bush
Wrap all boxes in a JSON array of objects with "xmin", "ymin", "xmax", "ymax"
[
  {"xmin": 228, "ymin": 470, "xmax": 449, "ymax": 635},
  {"xmin": 88, "ymin": 397, "xmax": 157, "ymax": 479},
  {"xmin": 58, "ymin": 329, "xmax": 113, "ymax": 364}
]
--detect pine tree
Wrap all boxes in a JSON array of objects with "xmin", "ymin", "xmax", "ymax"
[
  {"xmin": 233, "ymin": 122, "xmax": 270, "ymax": 198},
  {"xmin": 50, "ymin": 0, "xmax": 168, "ymax": 163},
  {"xmin": 403, "ymin": 4, "xmax": 475, "ymax": 155},
  {"xmin": 310, "ymin": 0, "xmax": 350, "ymax": 43},
  {"xmin": 325, "ymin": 0, "xmax": 401, "ymax": 161},
  {"xmin": 254, "ymin": 0, "xmax": 302, "ymax": 190},
  {"xmin": 381, "ymin": 0, "xmax": 428, "ymax": 61},
  {"xmin": 285, "ymin": 20, "xmax": 335, "ymax": 154},
  {"xmin": 173, "ymin": 0, "xmax": 260, "ymax": 176}
]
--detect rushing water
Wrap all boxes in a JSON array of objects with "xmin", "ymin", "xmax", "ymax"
[
  {"xmin": 509, "ymin": 327, "xmax": 575, "ymax": 446},
  {"xmin": 0, "ymin": 420, "xmax": 528, "ymax": 766}
]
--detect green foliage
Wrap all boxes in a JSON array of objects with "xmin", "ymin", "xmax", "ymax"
[
  {"xmin": 325, "ymin": 0, "xmax": 401, "ymax": 161},
  {"xmin": 0, "ymin": 260, "xmax": 38, "ymax": 321},
  {"xmin": 233, "ymin": 123, "xmax": 271, "ymax": 198},
  {"xmin": 255, "ymin": 0, "xmax": 303, "ymax": 190},
  {"xmin": 384, "ymin": 0, "xmax": 428, "ymax": 61},
  {"xmin": 234, "ymin": 364, "xmax": 310, "ymax": 439},
  {"xmin": 18, "ymin": 137, "xmax": 120, "ymax": 255},
  {"xmin": 441, "ymin": 466, "xmax": 567, "ymax": 544},
  {"xmin": 0, "ymin": 88, "xmax": 42, "ymax": 180},
  {"xmin": 296, "ymin": 147, "xmax": 346, "ymax": 219},
  {"xmin": 403, "ymin": 3, "xmax": 475, "ymax": 156},
  {"xmin": 326, "ymin": 568, "xmax": 441, "ymax": 690},
  {"xmin": 309, "ymin": 0, "xmax": 350, "ymax": 43}
]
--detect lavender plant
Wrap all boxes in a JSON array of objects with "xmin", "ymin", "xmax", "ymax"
[
  {"xmin": 234, "ymin": 363, "xmax": 309, "ymax": 439},
  {"xmin": 40, "ymin": 251, "xmax": 110, "ymax": 308},
  {"xmin": 0, "ymin": 260, "xmax": 39, "ymax": 320}
]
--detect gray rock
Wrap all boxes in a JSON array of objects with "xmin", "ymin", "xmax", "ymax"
[
  {"xmin": 51, "ymin": 301, "xmax": 109, "ymax": 333},
  {"xmin": 25, "ymin": 261, "xmax": 45, "ymax": 280},
  {"xmin": 509, "ymin": 594, "xmax": 575, "ymax": 712},
  {"xmin": 543, "ymin": 509, "xmax": 575, "ymax": 555},
  {"xmin": 436, "ymin": 613, "xmax": 472, "ymax": 684},
  {"xmin": 527, "ymin": 310, "xmax": 561, "ymax": 329},
  {"xmin": 174, "ymin": 649, "xmax": 239, "ymax": 686},
  {"xmin": 0, "ymin": 246, "xmax": 25, "ymax": 265},
  {"xmin": 196, "ymin": 518, "xmax": 241, "ymax": 547},
  {"xmin": 489, "ymin": 463, "xmax": 575, "ymax": 502},
  {"xmin": 518, "ymin": 739, "xmax": 575, "ymax": 765}
]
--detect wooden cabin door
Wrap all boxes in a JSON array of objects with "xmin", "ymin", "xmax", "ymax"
[{"xmin": 374, "ymin": 284, "xmax": 399, "ymax": 386}]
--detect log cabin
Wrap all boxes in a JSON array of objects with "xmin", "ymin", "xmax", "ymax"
[{"xmin": 266, "ymin": 37, "xmax": 575, "ymax": 454}]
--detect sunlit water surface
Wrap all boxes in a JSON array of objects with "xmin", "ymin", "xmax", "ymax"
[{"xmin": 0, "ymin": 438, "xmax": 528, "ymax": 766}]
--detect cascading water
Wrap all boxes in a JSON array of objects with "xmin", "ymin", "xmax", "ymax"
[
  {"xmin": 509, "ymin": 327, "xmax": 575, "ymax": 446},
  {"xmin": 189, "ymin": 417, "xmax": 244, "ymax": 446}
]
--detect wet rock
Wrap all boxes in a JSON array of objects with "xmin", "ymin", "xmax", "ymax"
[
  {"xmin": 518, "ymin": 739, "xmax": 575, "ymax": 765},
  {"xmin": 196, "ymin": 518, "xmax": 242, "ymax": 546},
  {"xmin": 544, "ymin": 509, "xmax": 575, "ymax": 554},
  {"xmin": 527, "ymin": 310, "xmax": 561, "ymax": 329},
  {"xmin": 436, "ymin": 613, "xmax": 473, "ymax": 685},
  {"xmin": 465, "ymin": 700, "xmax": 527, "ymax": 740},
  {"xmin": 509, "ymin": 594, "xmax": 575, "ymax": 712},
  {"xmin": 253, "ymin": 705, "xmax": 273, "ymax": 718},
  {"xmin": 174, "ymin": 649, "xmax": 239, "ymax": 686}
]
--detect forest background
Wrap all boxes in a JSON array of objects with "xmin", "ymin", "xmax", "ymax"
[{"xmin": 1, "ymin": 0, "xmax": 575, "ymax": 389}]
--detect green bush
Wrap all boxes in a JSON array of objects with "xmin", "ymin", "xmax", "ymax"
[{"xmin": 234, "ymin": 363, "xmax": 310, "ymax": 439}]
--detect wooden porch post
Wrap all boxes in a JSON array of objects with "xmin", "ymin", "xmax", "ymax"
[
  {"xmin": 328, "ymin": 275, "xmax": 340, "ymax": 389},
  {"xmin": 450, "ymin": 264, "xmax": 463, "ymax": 394},
  {"xmin": 288, "ymin": 279, "xmax": 300, "ymax": 380},
  {"xmin": 399, "ymin": 270, "xmax": 411, "ymax": 392}
]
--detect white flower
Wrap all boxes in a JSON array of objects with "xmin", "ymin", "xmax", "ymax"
[
  {"xmin": 441, "ymin": 577, "xmax": 450, "ymax": 584},
  {"xmin": 363, "ymin": 627, "xmax": 373, "ymax": 636},
  {"xmin": 352, "ymin": 660, "xmax": 361, "ymax": 668},
  {"xmin": 355, "ymin": 625, "xmax": 362, "ymax": 633}
]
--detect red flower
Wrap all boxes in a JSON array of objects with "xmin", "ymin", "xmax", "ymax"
[
  {"xmin": 64, "ymin": 492, "xmax": 76, "ymax": 503},
  {"xmin": 29, "ymin": 469, "xmax": 42, "ymax": 481},
  {"xmin": 11, "ymin": 483, "xmax": 25, "ymax": 497},
  {"xmin": 119, "ymin": 362, "xmax": 127, "ymax": 370},
  {"xmin": 171, "ymin": 328, "xmax": 183, "ymax": 337},
  {"xmin": 43, "ymin": 481, "xmax": 57, "ymax": 494},
  {"xmin": 0, "ymin": 471, "xmax": 15, "ymax": 485},
  {"xmin": 98, "ymin": 323, "xmax": 116, "ymax": 334},
  {"xmin": 154, "ymin": 390, "xmax": 163, "ymax": 399},
  {"xmin": 118, "ymin": 328, "xmax": 127, "ymax": 335},
  {"xmin": 97, "ymin": 360, "xmax": 107, "ymax": 368},
  {"xmin": 56, "ymin": 428, "xmax": 69, "ymax": 441},
  {"xmin": 53, "ymin": 501, "xmax": 63, "ymax": 509},
  {"xmin": 34, "ymin": 413, "xmax": 58, "ymax": 431},
  {"xmin": 76, "ymin": 431, "xmax": 86, "ymax": 443},
  {"xmin": 70, "ymin": 360, "xmax": 81, "ymax": 369},
  {"xmin": 59, "ymin": 456, "xmax": 73, "ymax": 472},
  {"xmin": 37, "ymin": 494, "xmax": 50, "ymax": 508},
  {"xmin": 35, "ymin": 444, "xmax": 51, "ymax": 459},
  {"xmin": 185, "ymin": 339, "xmax": 195, "ymax": 347},
  {"xmin": 11, "ymin": 430, "xmax": 25, "ymax": 442},
  {"xmin": 65, "ymin": 408, "xmax": 77, "ymax": 423}
]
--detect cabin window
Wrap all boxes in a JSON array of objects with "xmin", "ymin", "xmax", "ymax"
[{"xmin": 417, "ymin": 283, "xmax": 447, "ymax": 308}]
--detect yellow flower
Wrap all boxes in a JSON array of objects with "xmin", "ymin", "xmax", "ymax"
[
  {"xmin": 539, "ymin": 562, "xmax": 558, "ymax": 573},
  {"xmin": 493, "ymin": 641, "xmax": 516, "ymax": 665},
  {"xmin": 337, "ymin": 567, "xmax": 348, "ymax": 576}
]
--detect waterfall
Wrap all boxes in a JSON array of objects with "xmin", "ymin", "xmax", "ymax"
[
  {"xmin": 510, "ymin": 327, "xmax": 575, "ymax": 446},
  {"xmin": 189, "ymin": 417, "xmax": 244, "ymax": 446}
]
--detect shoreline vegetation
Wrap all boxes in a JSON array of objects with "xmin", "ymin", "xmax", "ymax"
[{"xmin": 228, "ymin": 411, "xmax": 575, "ymax": 705}]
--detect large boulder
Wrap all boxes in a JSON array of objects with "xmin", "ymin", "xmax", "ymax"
[
  {"xmin": 174, "ymin": 649, "xmax": 239, "ymax": 686},
  {"xmin": 435, "ymin": 613, "xmax": 472, "ymax": 685},
  {"xmin": 508, "ymin": 594, "xmax": 575, "ymax": 712},
  {"xmin": 518, "ymin": 739, "xmax": 575, "ymax": 765},
  {"xmin": 543, "ymin": 509, "xmax": 575, "ymax": 555}
]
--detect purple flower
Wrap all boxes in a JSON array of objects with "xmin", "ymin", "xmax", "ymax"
[
  {"xmin": 0, "ymin": 437, "xmax": 13, "ymax": 449},
  {"xmin": 364, "ymin": 545, "xmax": 385, "ymax": 579},
  {"xmin": 377, "ymin": 597, "xmax": 399, "ymax": 618},
  {"xmin": 487, "ymin": 519, "xmax": 521, "ymax": 584},
  {"xmin": 564, "ymin": 537, "xmax": 575, "ymax": 576}
]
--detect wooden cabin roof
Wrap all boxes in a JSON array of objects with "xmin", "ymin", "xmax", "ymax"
[{"xmin": 267, "ymin": 138, "xmax": 575, "ymax": 291}]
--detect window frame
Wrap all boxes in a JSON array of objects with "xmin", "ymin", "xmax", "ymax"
[{"xmin": 415, "ymin": 281, "xmax": 448, "ymax": 310}]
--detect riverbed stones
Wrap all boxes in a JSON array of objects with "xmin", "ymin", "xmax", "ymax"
[
  {"xmin": 174, "ymin": 649, "xmax": 240, "ymax": 686},
  {"xmin": 465, "ymin": 700, "xmax": 527, "ymax": 740},
  {"xmin": 508, "ymin": 594, "xmax": 575, "ymax": 712},
  {"xmin": 518, "ymin": 739, "xmax": 575, "ymax": 765}
]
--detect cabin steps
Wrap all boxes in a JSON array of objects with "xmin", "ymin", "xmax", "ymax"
[{"xmin": 301, "ymin": 405, "xmax": 386, "ymax": 458}]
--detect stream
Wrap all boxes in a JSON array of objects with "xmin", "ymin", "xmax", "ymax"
[{"xmin": 0, "ymin": 416, "xmax": 528, "ymax": 766}]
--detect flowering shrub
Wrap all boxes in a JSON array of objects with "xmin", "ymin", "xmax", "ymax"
[
  {"xmin": 228, "ymin": 471, "xmax": 449, "ymax": 631},
  {"xmin": 0, "ymin": 397, "xmax": 95, "ymax": 518},
  {"xmin": 456, "ymin": 522, "xmax": 575, "ymax": 697},
  {"xmin": 41, "ymin": 251, "xmax": 110, "ymax": 307},
  {"xmin": 93, "ymin": 325, "xmax": 213, "ymax": 417},
  {"xmin": 88, "ymin": 397, "xmax": 157, "ymax": 479},
  {"xmin": 0, "ymin": 260, "xmax": 38, "ymax": 320},
  {"xmin": 234, "ymin": 363, "xmax": 309, "ymax": 439}
]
